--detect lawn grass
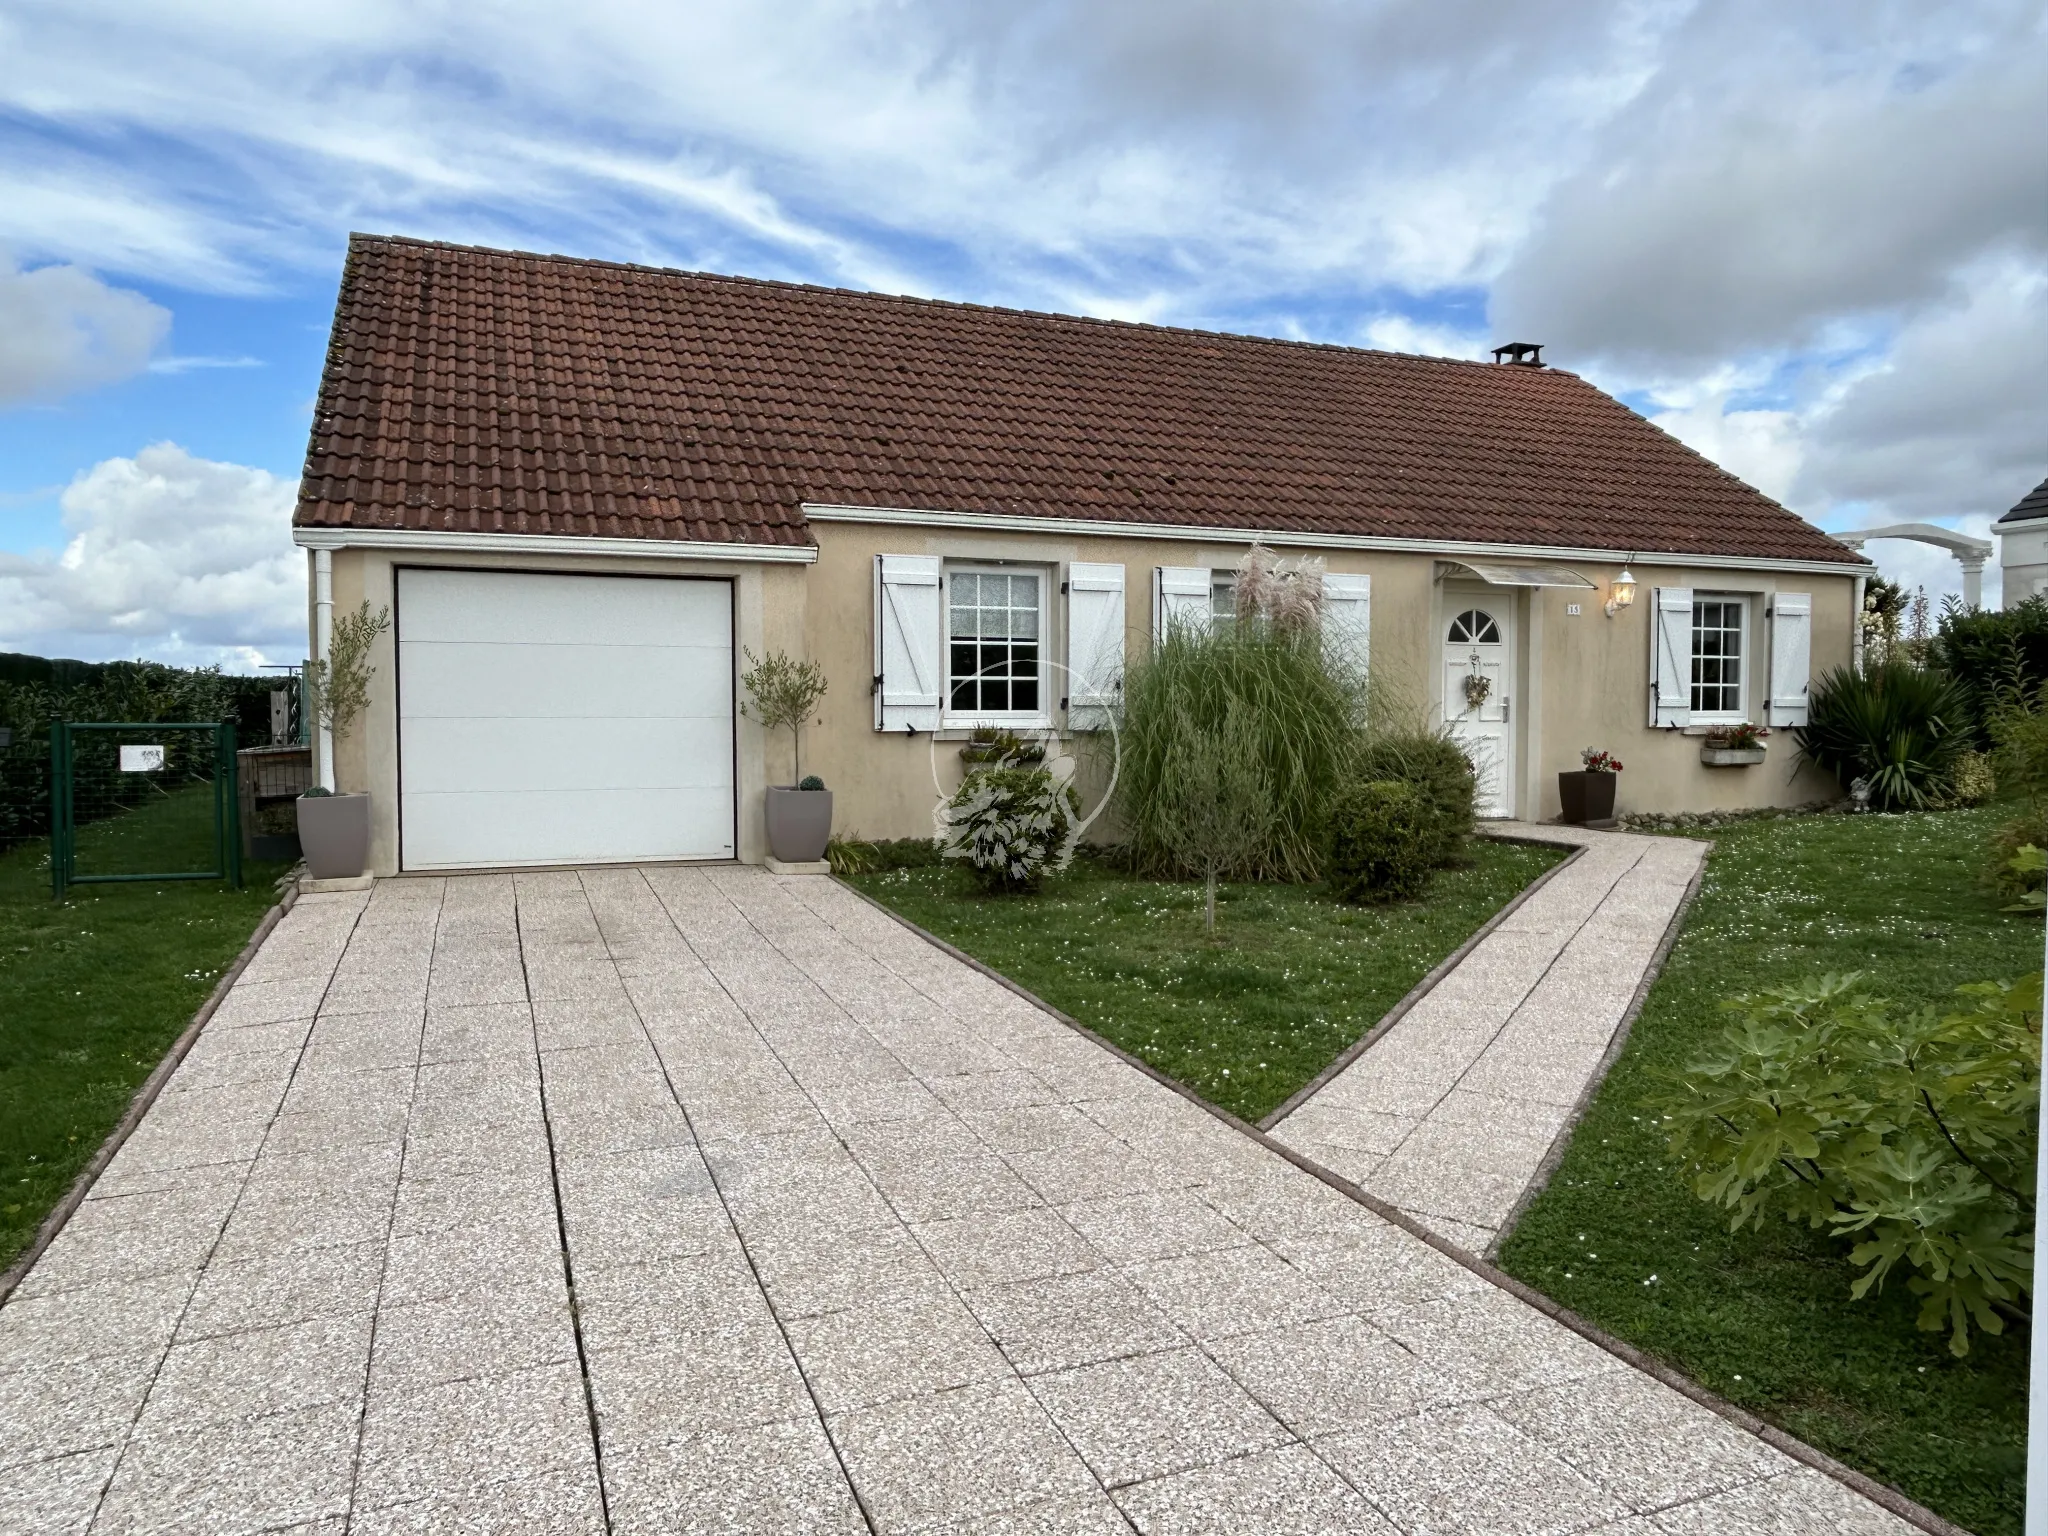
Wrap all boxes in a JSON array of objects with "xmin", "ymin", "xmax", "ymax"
[
  {"xmin": 850, "ymin": 836, "xmax": 1563, "ymax": 1123},
  {"xmin": 1495, "ymin": 806, "xmax": 2032, "ymax": 1536},
  {"xmin": 1, "ymin": 787, "xmax": 286, "ymax": 1270}
]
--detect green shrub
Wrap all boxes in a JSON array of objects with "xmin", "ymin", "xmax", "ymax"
[
  {"xmin": 1653, "ymin": 971, "xmax": 2037, "ymax": 1356},
  {"xmin": 1987, "ymin": 807, "xmax": 2048, "ymax": 899},
  {"xmin": 940, "ymin": 765, "xmax": 1080, "ymax": 894},
  {"xmin": 1147, "ymin": 701, "xmax": 1274, "ymax": 934},
  {"xmin": 1795, "ymin": 662, "xmax": 1972, "ymax": 810},
  {"xmin": 1350, "ymin": 732, "xmax": 1476, "ymax": 867},
  {"xmin": 1942, "ymin": 750, "xmax": 1995, "ymax": 807},
  {"xmin": 828, "ymin": 835, "xmax": 943, "ymax": 876},
  {"xmin": 1930, "ymin": 593, "xmax": 2048, "ymax": 743},
  {"xmin": 1325, "ymin": 779, "xmax": 1434, "ymax": 904},
  {"xmin": 1989, "ymin": 686, "xmax": 2048, "ymax": 803},
  {"xmin": 1116, "ymin": 619, "xmax": 1362, "ymax": 882}
]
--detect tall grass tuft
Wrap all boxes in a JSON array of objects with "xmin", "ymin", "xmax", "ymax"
[{"xmin": 1115, "ymin": 618, "xmax": 1364, "ymax": 881}]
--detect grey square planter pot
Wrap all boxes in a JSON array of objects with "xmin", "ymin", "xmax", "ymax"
[
  {"xmin": 1701, "ymin": 746, "xmax": 1767, "ymax": 767},
  {"xmin": 297, "ymin": 793, "xmax": 371, "ymax": 879},
  {"xmin": 765, "ymin": 787, "xmax": 833, "ymax": 863}
]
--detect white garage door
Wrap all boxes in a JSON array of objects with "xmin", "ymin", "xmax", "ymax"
[{"xmin": 397, "ymin": 568, "xmax": 735, "ymax": 870}]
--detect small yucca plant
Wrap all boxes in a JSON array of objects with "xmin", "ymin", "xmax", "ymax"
[{"xmin": 1796, "ymin": 661, "xmax": 1970, "ymax": 811}]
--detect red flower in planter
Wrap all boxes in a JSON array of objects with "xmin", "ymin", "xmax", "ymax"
[{"xmin": 1581, "ymin": 749, "xmax": 1623, "ymax": 774}]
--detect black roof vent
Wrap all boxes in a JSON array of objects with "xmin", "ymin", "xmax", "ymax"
[{"xmin": 1491, "ymin": 341, "xmax": 1544, "ymax": 366}]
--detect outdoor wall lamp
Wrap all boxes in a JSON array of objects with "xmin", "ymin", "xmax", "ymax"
[{"xmin": 1605, "ymin": 567, "xmax": 1637, "ymax": 618}]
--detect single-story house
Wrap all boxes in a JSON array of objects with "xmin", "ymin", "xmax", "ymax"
[{"xmin": 293, "ymin": 235, "xmax": 1870, "ymax": 874}]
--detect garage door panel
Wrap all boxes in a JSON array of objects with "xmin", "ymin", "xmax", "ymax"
[
  {"xmin": 402, "ymin": 715, "xmax": 734, "ymax": 794},
  {"xmin": 400, "ymin": 641, "xmax": 732, "ymax": 720},
  {"xmin": 396, "ymin": 569, "xmax": 735, "ymax": 870},
  {"xmin": 400, "ymin": 569, "xmax": 732, "ymax": 648},
  {"xmin": 402, "ymin": 788, "xmax": 736, "ymax": 869}
]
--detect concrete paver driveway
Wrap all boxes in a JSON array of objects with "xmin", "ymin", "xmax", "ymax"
[{"xmin": 1, "ymin": 867, "xmax": 1914, "ymax": 1534}]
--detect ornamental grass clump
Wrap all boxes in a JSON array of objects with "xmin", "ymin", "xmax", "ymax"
[
  {"xmin": 940, "ymin": 765, "xmax": 1080, "ymax": 894},
  {"xmin": 1653, "ymin": 970, "xmax": 2038, "ymax": 1356},
  {"xmin": 1116, "ymin": 618, "xmax": 1362, "ymax": 882},
  {"xmin": 1795, "ymin": 661, "xmax": 1971, "ymax": 811}
]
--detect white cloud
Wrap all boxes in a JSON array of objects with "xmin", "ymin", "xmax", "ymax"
[
  {"xmin": 0, "ymin": 443, "xmax": 301, "ymax": 666},
  {"xmin": 0, "ymin": 253, "xmax": 169, "ymax": 405},
  {"xmin": 1649, "ymin": 396, "xmax": 1802, "ymax": 505},
  {"xmin": 1358, "ymin": 313, "xmax": 1490, "ymax": 362}
]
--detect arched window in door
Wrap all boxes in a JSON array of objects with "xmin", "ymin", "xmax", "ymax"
[{"xmin": 1447, "ymin": 610, "xmax": 1501, "ymax": 644}]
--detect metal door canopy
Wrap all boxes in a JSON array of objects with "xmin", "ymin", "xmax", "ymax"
[{"xmin": 1436, "ymin": 559, "xmax": 1596, "ymax": 588}]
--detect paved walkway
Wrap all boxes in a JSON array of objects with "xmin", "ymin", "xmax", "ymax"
[
  {"xmin": 0, "ymin": 864, "xmax": 1911, "ymax": 1534},
  {"xmin": 1269, "ymin": 825, "xmax": 1707, "ymax": 1255}
]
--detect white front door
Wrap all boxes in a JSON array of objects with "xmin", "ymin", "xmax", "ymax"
[
  {"xmin": 397, "ymin": 568, "xmax": 736, "ymax": 870},
  {"xmin": 1443, "ymin": 597, "xmax": 1514, "ymax": 818}
]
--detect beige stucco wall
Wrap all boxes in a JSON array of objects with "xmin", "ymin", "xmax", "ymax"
[
  {"xmin": 317, "ymin": 544, "xmax": 809, "ymax": 876},
  {"xmin": 310, "ymin": 524, "xmax": 1861, "ymax": 872}
]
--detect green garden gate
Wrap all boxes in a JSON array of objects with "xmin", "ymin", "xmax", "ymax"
[{"xmin": 50, "ymin": 721, "xmax": 242, "ymax": 900}]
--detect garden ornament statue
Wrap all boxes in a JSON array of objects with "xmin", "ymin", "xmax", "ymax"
[{"xmin": 1849, "ymin": 776, "xmax": 1872, "ymax": 813}]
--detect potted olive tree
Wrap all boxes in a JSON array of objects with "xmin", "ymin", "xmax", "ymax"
[
  {"xmin": 741, "ymin": 648, "xmax": 832, "ymax": 863},
  {"xmin": 297, "ymin": 601, "xmax": 389, "ymax": 879},
  {"xmin": 1558, "ymin": 747, "xmax": 1622, "ymax": 827}
]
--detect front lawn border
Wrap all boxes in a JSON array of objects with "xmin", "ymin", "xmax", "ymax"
[
  {"xmin": 1488, "ymin": 841, "xmax": 1712, "ymax": 1254},
  {"xmin": 833, "ymin": 873, "xmax": 1968, "ymax": 1536},
  {"xmin": 1254, "ymin": 833, "xmax": 1587, "ymax": 1131},
  {"xmin": 0, "ymin": 880, "xmax": 301, "ymax": 1307}
]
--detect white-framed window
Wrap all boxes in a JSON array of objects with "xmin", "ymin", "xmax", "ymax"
[
  {"xmin": 1209, "ymin": 573, "xmax": 1237, "ymax": 631},
  {"xmin": 1690, "ymin": 595, "xmax": 1748, "ymax": 722},
  {"xmin": 946, "ymin": 565, "xmax": 1048, "ymax": 723}
]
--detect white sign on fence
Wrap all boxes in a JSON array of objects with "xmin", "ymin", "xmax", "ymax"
[{"xmin": 118, "ymin": 744, "xmax": 166, "ymax": 773}]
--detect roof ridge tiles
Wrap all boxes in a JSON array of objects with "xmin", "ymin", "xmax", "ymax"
[{"xmin": 343, "ymin": 230, "xmax": 1532, "ymax": 375}]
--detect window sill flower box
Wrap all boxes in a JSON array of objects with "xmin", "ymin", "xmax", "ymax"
[{"xmin": 1701, "ymin": 745, "xmax": 1767, "ymax": 767}]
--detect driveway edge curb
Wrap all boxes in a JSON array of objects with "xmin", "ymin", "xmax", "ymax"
[
  {"xmin": 832, "ymin": 874, "xmax": 1969, "ymax": 1536},
  {"xmin": 0, "ymin": 879, "xmax": 300, "ymax": 1308},
  {"xmin": 1256, "ymin": 836, "xmax": 1586, "ymax": 1131}
]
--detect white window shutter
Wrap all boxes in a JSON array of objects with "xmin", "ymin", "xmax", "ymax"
[
  {"xmin": 1768, "ymin": 592, "xmax": 1812, "ymax": 727},
  {"xmin": 1153, "ymin": 566, "xmax": 1210, "ymax": 643},
  {"xmin": 1065, "ymin": 562, "xmax": 1126, "ymax": 731},
  {"xmin": 1651, "ymin": 586, "xmax": 1693, "ymax": 728},
  {"xmin": 873, "ymin": 554, "xmax": 942, "ymax": 733},
  {"xmin": 1322, "ymin": 572, "xmax": 1371, "ymax": 679}
]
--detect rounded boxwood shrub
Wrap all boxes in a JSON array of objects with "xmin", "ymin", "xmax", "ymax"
[
  {"xmin": 1325, "ymin": 778, "xmax": 1434, "ymax": 904},
  {"xmin": 1349, "ymin": 732, "xmax": 1476, "ymax": 866}
]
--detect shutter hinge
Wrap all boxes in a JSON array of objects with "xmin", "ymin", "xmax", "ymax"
[
  {"xmin": 1061, "ymin": 580, "xmax": 1069, "ymax": 594},
  {"xmin": 870, "ymin": 674, "xmax": 882, "ymax": 696},
  {"xmin": 1060, "ymin": 696, "xmax": 1069, "ymax": 710}
]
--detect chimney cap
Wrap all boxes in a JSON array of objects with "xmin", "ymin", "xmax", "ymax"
[{"xmin": 1491, "ymin": 342, "xmax": 1544, "ymax": 366}]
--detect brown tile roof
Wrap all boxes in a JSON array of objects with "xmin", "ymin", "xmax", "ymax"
[{"xmin": 297, "ymin": 234, "xmax": 1864, "ymax": 565}]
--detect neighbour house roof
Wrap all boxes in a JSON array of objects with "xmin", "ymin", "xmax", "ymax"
[
  {"xmin": 1997, "ymin": 473, "xmax": 2048, "ymax": 525},
  {"xmin": 295, "ymin": 234, "xmax": 1865, "ymax": 566}
]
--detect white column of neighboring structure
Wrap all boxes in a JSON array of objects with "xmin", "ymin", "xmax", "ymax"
[
  {"xmin": 1958, "ymin": 554, "xmax": 1986, "ymax": 611},
  {"xmin": 314, "ymin": 548, "xmax": 335, "ymax": 792}
]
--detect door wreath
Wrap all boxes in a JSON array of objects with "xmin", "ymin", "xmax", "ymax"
[{"xmin": 1462, "ymin": 671, "xmax": 1492, "ymax": 711}]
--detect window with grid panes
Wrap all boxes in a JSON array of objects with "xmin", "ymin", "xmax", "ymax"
[
  {"xmin": 947, "ymin": 569, "xmax": 1043, "ymax": 716},
  {"xmin": 1209, "ymin": 573, "xmax": 1237, "ymax": 631},
  {"xmin": 1690, "ymin": 597, "xmax": 1746, "ymax": 719}
]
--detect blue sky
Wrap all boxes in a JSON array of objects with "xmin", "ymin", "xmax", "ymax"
[{"xmin": 0, "ymin": 0, "xmax": 2043, "ymax": 666}]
